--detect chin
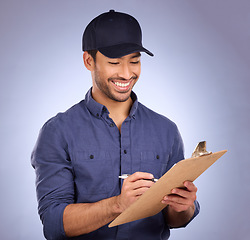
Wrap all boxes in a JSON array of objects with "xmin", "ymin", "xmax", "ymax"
[{"xmin": 112, "ymin": 93, "xmax": 131, "ymax": 102}]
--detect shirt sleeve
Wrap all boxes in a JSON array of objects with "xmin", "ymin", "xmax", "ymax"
[
  {"xmin": 167, "ymin": 124, "xmax": 185, "ymax": 170},
  {"xmin": 31, "ymin": 119, "xmax": 74, "ymax": 240},
  {"xmin": 167, "ymin": 125, "xmax": 200, "ymax": 227}
]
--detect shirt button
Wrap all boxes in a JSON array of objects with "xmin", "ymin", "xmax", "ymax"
[
  {"xmin": 90, "ymin": 154, "xmax": 94, "ymax": 159},
  {"xmin": 110, "ymin": 123, "xmax": 115, "ymax": 127},
  {"xmin": 156, "ymin": 155, "xmax": 160, "ymax": 159},
  {"xmin": 96, "ymin": 113, "xmax": 99, "ymax": 117},
  {"xmin": 124, "ymin": 150, "xmax": 127, "ymax": 154}
]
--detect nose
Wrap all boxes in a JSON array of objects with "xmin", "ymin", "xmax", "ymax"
[{"xmin": 119, "ymin": 63, "xmax": 133, "ymax": 80}]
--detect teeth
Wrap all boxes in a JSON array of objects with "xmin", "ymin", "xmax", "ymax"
[{"xmin": 114, "ymin": 82, "xmax": 130, "ymax": 87}]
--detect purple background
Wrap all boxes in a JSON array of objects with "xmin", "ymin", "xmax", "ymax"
[{"xmin": 0, "ymin": 1, "xmax": 249, "ymax": 239}]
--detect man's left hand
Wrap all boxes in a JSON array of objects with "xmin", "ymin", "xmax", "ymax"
[{"xmin": 161, "ymin": 181, "xmax": 197, "ymax": 212}]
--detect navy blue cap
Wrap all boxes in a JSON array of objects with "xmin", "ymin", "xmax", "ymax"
[{"xmin": 82, "ymin": 10, "xmax": 154, "ymax": 58}]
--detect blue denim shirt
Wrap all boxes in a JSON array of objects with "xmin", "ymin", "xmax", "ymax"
[{"xmin": 31, "ymin": 88, "xmax": 199, "ymax": 240}]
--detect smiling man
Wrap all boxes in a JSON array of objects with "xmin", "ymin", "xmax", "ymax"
[
  {"xmin": 31, "ymin": 10, "xmax": 200, "ymax": 240},
  {"xmin": 90, "ymin": 52, "xmax": 141, "ymax": 102}
]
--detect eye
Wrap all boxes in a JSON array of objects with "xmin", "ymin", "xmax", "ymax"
[
  {"xmin": 108, "ymin": 62, "xmax": 119, "ymax": 65},
  {"xmin": 131, "ymin": 61, "xmax": 140, "ymax": 64}
]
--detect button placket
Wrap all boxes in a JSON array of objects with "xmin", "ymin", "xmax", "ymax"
[
  {"xmin": 102, "ymin": 112, "xmax": 116, "ymax": 129},
  {"xmin": 120, "ymin": 120, "xmax": 131, "ymax": 176},
  {"xmin": 117, "ymin": 120, "xmax": 131, "ymax": 239}
]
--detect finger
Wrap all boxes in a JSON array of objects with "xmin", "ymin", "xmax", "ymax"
[
  {"xmin": 163, "ymin": 194, "xmax": 196, "ymax": 213},
  {"xmin": 171, "ymin": 188, "xmax": 196, "ymax": 201},
  {"xmin": 163, "ymin": 192, "xmax": 196, "ymax": 210},
  {"xmin": 122, "ymin": 179, "xmax": 153, "ymax": 195},
  {"xmin": 132, "ymin": 179, "xmax": 154, "ymax": 190},
  {"xmin": 127, "ymin": 172, "xmax": 154, "ymax": 182},
  {"xmin": 183, "ymin": 181, "xmax": 197, "ymax": 192},
  {"xmin": 122, "ymin": 186, "xmax": 152, "ymax": 199},
  {"xmin": 133, "ymin": 186, "xmax": 152, "ymax": 197},
  {"xmin": 121, "ymin": 177, "xmax": 154, "ymax": 197},
  {"xmin": 170, "ymin": 182, "xmax": 197, "ymax": 200},
  {"xmin": 161, "ymin": 198, "xmax": 186, "ymax": 212},
  {"xmin": 162, "ymin": 194, "xmax": 187, "ymax": 205}
]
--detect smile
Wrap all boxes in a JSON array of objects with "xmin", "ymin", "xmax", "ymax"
[{"xmin": 114, "ymin": 81, "xmax": 130, "ymax": 88}]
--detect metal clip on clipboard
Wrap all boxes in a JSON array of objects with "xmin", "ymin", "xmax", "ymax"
[{"xmin": 191, "ymin": 141, "xmax": 212, "ymax": 158}]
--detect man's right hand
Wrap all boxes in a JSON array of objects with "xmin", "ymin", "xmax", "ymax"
[
  {"xmin": 64, "ymin": 172, "xmax": 155, "ymax": 237},
  {"xmin": 115, "ymin": 172, "xmax": 155, "ymax": 213}
]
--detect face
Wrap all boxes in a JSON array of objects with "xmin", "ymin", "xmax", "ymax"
[{"xmin": 91, "ymin": 51, "xmax": 141, "ymax": 103}]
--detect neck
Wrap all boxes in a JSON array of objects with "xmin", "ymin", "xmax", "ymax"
[
  {"xmin": 92, "ymin": 90, "xmax": 133, "ymax": 131},
  {"xmin": 107, "ymin": 97, "xmax": 133, "ymax": 120}
]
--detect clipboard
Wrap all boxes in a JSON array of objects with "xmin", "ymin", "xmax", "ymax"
[{"xmin": 109, "ymin": 149, "xmax": 227, "ymax": 227}]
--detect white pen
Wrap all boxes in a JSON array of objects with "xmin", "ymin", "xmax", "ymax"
[{"xmin": 119, "ymin": 174, "xmax": 158, "ymax": 182}]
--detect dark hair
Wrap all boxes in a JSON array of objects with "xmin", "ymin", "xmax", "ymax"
[{"xmin": 87, "ymin": 49, "xmax": 98, "ymax": 62}]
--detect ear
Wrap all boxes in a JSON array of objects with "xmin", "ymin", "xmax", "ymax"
[{"xmin": 83, "ymin": 51, "xmax": 95, "ymax": 71}]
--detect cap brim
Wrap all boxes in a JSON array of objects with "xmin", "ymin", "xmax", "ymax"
[{"xmin": 98, "ymin": 43, "xmax": 154, "ymax": 58}]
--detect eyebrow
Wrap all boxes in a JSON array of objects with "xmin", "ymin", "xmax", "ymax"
[
  {"xmin": 111, "ymin": 52, "xmax": 141, "ymax": 61},
  {"xmin": 131, "ymin": 53, "xmax": 141, "ymax": 59}
]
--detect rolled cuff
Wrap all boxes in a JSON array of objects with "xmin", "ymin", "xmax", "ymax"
[
  {"xmin": 172, "ymin": 199, "xmax": 200, "ymax": 229},
  {"xmin": 42, "ymin": 203, "xmax": 68, "ymax": 240}
]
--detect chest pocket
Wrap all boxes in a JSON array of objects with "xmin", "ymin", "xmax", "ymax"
[
  {"xmin": 73, "ymin": 150, "xmax": 114, "ymax": 198},
  {"xmin": 140, "ymin": 151, "xmax": 169, "ymax": 179}
]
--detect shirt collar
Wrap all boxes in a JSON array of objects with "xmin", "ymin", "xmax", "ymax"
[
  {"xmin": 85, "ymin": 88, "xmax": 107, "ymax": 118},
  {"xmin": 129, "ymin": 91, "xmax": 138, "ymax": 119},
  {"xmin": 85, "ymin": 88, "xmax": 139, "ymax": 119}
]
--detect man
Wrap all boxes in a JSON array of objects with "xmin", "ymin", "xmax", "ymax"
[{"xmin": 31, "ymin": 10, "xmax": 199, "ymax": 240}]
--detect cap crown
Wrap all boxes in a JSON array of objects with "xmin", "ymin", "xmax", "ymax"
[{"xmin": 82, "ymin": 10, "xmax": 153, "ymax": 58}]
